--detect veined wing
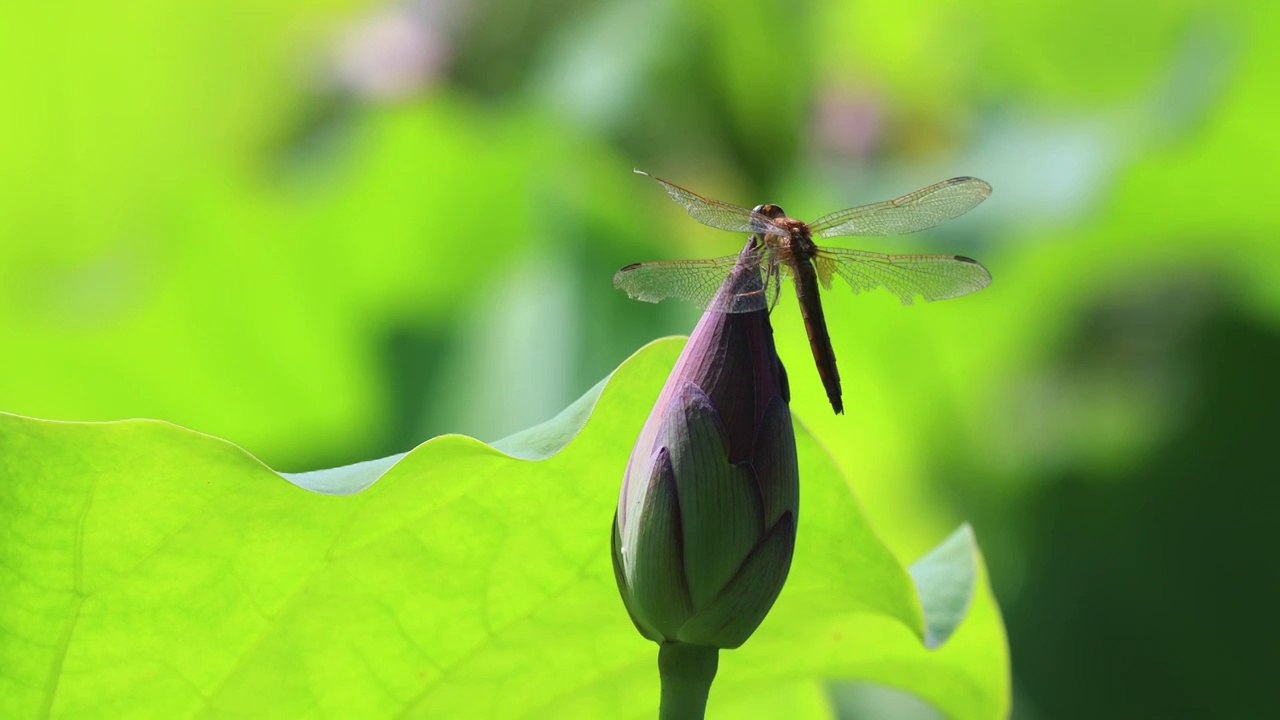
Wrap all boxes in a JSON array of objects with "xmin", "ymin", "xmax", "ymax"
[
  {"xmin": 635, "ymin": 169, "xmax": 790, "ymax": 236},
  {"xmin": 613, "ymin": 252, "xmax": 778, "ymax": 313},
  {"xmin": 808, "ymin": 177, "xmax": 992, "ymax": 238},
  {"xmin": 816, "ymin": 247, "xmax": 992, "ymax": 305}
]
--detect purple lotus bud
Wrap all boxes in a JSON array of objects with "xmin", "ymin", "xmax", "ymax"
[{"xmin": 612, "ymin": 242, "xmax": 799, "ymax": 651}]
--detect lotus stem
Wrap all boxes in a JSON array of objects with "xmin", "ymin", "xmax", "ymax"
[{"xmin": 658, "ymin": 642, "xmax": 719, "ymax": 720}]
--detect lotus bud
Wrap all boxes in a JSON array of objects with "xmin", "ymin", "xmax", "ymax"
[{"xmin": 612, "ymin": 241, "xmax": 799, "ymax": 652}]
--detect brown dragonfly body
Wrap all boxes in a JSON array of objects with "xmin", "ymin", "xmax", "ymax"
[
  {"xmin": 617, "ymin": 170, "xmax": 992, "ymax": 414},
  {"xmin": 750, "ymin": 205, "xmax": 845, "ymax": 412}
]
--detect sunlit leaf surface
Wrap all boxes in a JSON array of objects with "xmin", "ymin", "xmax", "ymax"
[{"xmin": 0, "ymin": 339, "xmax": 1007, "ymax": 719}]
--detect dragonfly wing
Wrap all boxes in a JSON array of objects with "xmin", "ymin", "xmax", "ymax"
[
  {"xmin": 819, "ymin": 247, "xmax": 992, "ymax": 305},
  {"xmin": 636, "ymin": 170, "xmax": 790, "ymax": 236},
  {"xmin": 613, "ymin": 253, "xmax": 772, "ymax": 313},
  {"xmin": 814, "ymin": 254, "xmax": 836, "ymax": 290},
  {"xmin": 809, "ymin": 177, "xmax": 992, "ymax": 238}
]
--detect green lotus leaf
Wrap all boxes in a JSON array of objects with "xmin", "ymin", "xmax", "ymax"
[{"xmin": 0, "ymin": 338, "xmax": 1008, "ymax": 719}]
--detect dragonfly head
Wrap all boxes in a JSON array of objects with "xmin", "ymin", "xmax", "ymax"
[{"xmin": 751, "ymin": 203, "xmax": 787, "ymax": 219}]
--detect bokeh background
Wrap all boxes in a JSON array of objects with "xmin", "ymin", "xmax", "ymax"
[{"xmin": 3, "ymin": 0, "xmax": 1276, "ymax": 717}]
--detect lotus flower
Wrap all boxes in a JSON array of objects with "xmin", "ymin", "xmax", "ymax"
[{"xmin": 612, "ymin": 242, "xmax": 799, "ymax": 651}]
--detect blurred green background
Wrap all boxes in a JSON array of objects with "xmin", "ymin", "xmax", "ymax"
[{"xmin": 2, "ymin": 0, "xmax": 1275, "ymax": 717}]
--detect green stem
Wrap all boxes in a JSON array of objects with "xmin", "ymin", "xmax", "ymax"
[{"xmin": 657, "ymin": 642, "xmax": 719, "ymax": 720}]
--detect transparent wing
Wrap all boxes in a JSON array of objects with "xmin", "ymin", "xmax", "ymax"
[
  {"xmin": 613, "ymin": 251, "xmax": 780, "ymax": 313},
  {"xmin": 635, "ymin": 169, "xmax": 790, "ymax": 236},
  {"xmin": 808, "ymin": 177, "xmax": 992, "ymax": 238},
  {"xmin": 816, "ymin": 248, "xmax": 992, "ymax": 305}
]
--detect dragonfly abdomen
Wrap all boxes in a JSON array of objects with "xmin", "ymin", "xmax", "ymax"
[{"xmin": 791, "ymin": 257, "xmax": 843, "ymax": 414}]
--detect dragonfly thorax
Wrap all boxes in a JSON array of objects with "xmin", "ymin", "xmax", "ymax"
[{"xmin": 750, "ymin": 205, "xmax": 817, "ymax": 260}]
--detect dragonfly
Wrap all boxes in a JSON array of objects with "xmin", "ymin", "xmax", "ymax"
[{"xmin": 615, "ymin": 169, "xmax": 993, "ymax": 414}]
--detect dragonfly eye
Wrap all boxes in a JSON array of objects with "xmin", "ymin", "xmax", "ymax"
[{"xmin": 752, "ymin": 203, "xmax": 787, "ymax": 219}]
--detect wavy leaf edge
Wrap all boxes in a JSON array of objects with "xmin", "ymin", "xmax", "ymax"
[{"xmin": 0, "ymin": 335, "xmax": 985, "ymax": 650}]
